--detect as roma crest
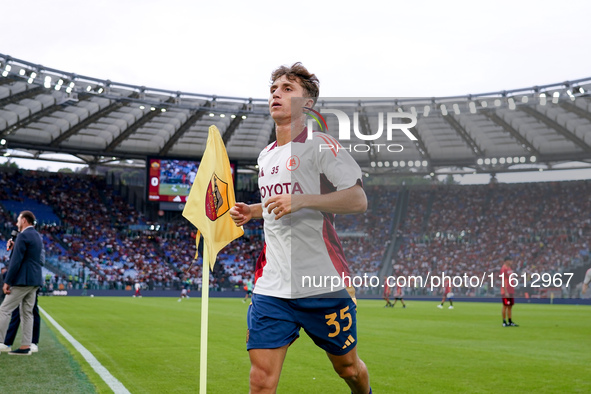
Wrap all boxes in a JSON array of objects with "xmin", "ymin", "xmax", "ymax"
[{"xmin": 205, "ymin": 173, "xmax": 230, "ymax": 221}]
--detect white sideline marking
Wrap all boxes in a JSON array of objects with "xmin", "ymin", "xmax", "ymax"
[{"xmin": 39, "ymin": 306, "xmax": 131, "ymax": 394}]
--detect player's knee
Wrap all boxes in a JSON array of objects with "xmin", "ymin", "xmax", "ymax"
[
  {"xmin": 249, "ymin": 365, "xmax": 277, "ymax": 391},
  {"xmin": 333, "ymin": 358, "xmax": 361, "ymax": 381},
  {"xmin": 249, "ymin": 366, "xmax": 266, "ymax": 385}
]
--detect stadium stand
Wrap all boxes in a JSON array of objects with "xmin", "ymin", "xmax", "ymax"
[
  {"xmin": 2, "ymin": 53, "xmax": 591, "ymax": 173},
  {"xmin": 0, "ymin": 167, "xmax": 587, "ymax": 298},
  {"xmin": 392, "ymin": 181, "xmax": 590, "ymax": 297},
  {"xmin": 1, "ymin": 54, "xmax": 590, "ymax": 298}
]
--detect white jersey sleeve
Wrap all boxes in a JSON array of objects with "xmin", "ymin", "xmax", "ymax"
[{"xmin": 312, "ymin": 132, "xmax": 362, "ymax": 191}]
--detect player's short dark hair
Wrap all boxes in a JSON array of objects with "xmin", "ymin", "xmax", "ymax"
[
  {"xmin": 504, "ymin": 256, "xmax": 512, "ymax": 261},
  {"xmin": 20, "ymin": 210, "xmax": 36, "ymax": 225},
  {"xmin": 271, "ymin": 62, "xmax": 319, "ymax": 104}
]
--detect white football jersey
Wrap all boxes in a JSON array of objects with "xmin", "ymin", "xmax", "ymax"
[{"xmin": 253, "ymin": 129, "xmax": 363, "ymax": 298}]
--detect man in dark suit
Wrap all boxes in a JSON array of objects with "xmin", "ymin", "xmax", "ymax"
[
  {"xmin": 2, "ymin": 225, "xmax": 44, "ymax": 353},
  {"xmin": 0, "ymin": 211, "xmax": 43, "ymax": 356}
]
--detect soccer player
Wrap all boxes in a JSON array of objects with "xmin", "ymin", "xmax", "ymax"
[
  {"xmin": 392, "ymin": 283, "xmax": 406, "ymax": 309},
  {"xmin": 500, "ymin": 256, "xmax": 518, "ymax": 327},
  {"xmin": 243, "ymin": 277, "xmax": 253, "ymax": 303},
  {"xmin": 178, "ymin": 280, "xmax": 190, "ymax": 302},
  {"xmin": 437, "ymin": 279, "xmax": 454, "ymax": 309},
  {"xmin": 229, "ymin": 63, "xmax": 371, "ymax": 394},
  {"xmin": 383, "ymin": 277, "xmax": 393, "ymax": 307},
  {"xmin": 133, "ymin": 281, "xmax": 142, "ymax": 298}
]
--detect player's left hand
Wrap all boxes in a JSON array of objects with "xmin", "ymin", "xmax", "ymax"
[{"xmin": 3, "ymin": 283, "xmax": 10, "ymax": 295}]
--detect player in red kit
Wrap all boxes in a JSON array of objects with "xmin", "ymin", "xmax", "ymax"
[
  {"xmin": 500, "ymin": 256, "xmax": 518, "ymax": 327},
  {"xmin": 437, "ymin": 279, "xmax": 454, "ymax": 309},
  {"xmin": 383, "ymin": 277, "xmax": 393, "ymax": 307}
]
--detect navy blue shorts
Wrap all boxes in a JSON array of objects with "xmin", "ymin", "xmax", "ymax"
[{"xmin": 247, "ymin": 291, "xmax": 358, "ymax": 356}]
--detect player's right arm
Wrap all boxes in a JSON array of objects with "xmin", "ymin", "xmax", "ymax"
[{"xmin": 230, "ymin": 202, "xmax": 263, "ymax": 226}]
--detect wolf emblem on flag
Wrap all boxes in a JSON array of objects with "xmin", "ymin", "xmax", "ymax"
[{"xmin": 205, "ymin": 173, "xmax": 229, "ymax": 221}]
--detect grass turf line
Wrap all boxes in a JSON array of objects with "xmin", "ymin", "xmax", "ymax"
[
  {"xmin": 24, "ymin": 297, "xmax": 591, "ymax": 393},
  {"xmin": 0, "ymin": 315, "xmax": 98, "ymax": 393}
]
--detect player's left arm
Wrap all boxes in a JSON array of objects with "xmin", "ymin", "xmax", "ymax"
[
  {"xmin": 298, "ymin": 183, "xmax": 367, "ymax": 214},
  {"xmin": 266, "ymin": 133, "xmax": 367, "ymax": 219},
  {"xmin": 265, "ymin": 184, "xmax": 366, "ymax": 220}
]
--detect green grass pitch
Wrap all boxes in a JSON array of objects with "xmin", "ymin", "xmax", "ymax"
[
  {"xmin": 1, "ymin": 297, "xmax": 590, "ymax": 393},
  {"xmin": 159, "ymin": 183, "xmax": 191, "ymax": 197}
]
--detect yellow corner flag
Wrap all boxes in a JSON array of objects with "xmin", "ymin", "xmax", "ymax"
[
  {"xmin": 182, "ymin": 125, "xmax": 244, "ymax": 394},
  {"xmin": 182, "ymin": 125, "xmax": 244, "ymax": 268}
]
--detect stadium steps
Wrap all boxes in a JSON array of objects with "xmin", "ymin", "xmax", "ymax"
[
  {"xmin": 378, "ymin": 188, "xmax": 410, "ymax": 280},
  {"xmin": 392, "ymin": 188, "xmax": 410, "ymax": 235}
]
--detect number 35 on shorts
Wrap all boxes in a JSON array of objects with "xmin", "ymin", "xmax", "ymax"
[{"xmin": 325, "ymin": 306, "xmax": 353, "ymax": 338}]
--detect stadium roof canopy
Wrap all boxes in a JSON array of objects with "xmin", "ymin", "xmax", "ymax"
[{"xmin": 1, "ymin": 53, "xmax": 590, "ymax": 177}]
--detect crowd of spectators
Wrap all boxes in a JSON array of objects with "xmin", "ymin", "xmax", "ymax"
[
  {"xmin": 0, "ymin": 168, "xmax": 588, "ymax": 297},
  {"xmin": 394, "ymin": 181, "xmax": 590, "ymax": 297},
  {"xmin": 337, "ymin": 186, "xmax": 399, "ymax": 279},
  {"xmin": 0, "ymin": 170, "xmax": 265, "ymax": 292}
]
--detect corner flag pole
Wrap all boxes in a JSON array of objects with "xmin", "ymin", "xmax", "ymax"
[
  {"xmin": 182, "ymin": 126, "xmax": 244, "ymax": 392},
  {"xmin": 200, "ymin": 247, "xmax": 210, "ymax": 393}
]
